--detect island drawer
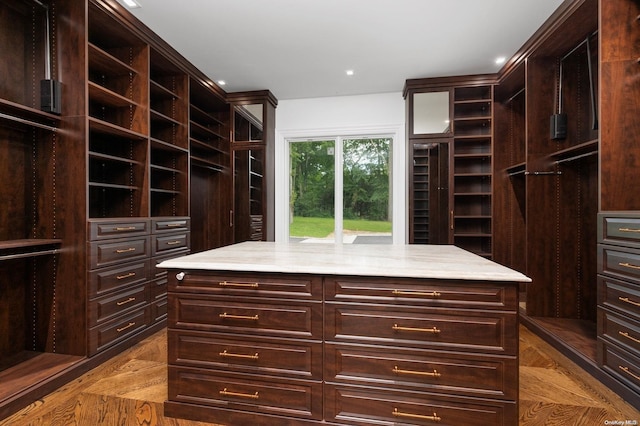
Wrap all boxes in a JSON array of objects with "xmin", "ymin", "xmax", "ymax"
[
  {"xmin": 169, "ymin": 330, "xmax": 323, "ymax": 380},
  {"xmin": 168, "ymin": 367, "xmax": 323, "ymax": 421},
  {"xmin": 169, "ymin": 271, "xmax": 322, "ymax": 300},
  {"xmin": 324, "ymin": 384, "xmax": 516, "ymax": 426},
  {"xmin": 169, "ymin": 295, "xmax": 323, "ymax": 340},
  {"xmin": 325, "ymin": 303, "xmax": 517, "ymax": 355},
  {"xmin": 325, "ymin": 276, "xmax": 517, "ymax": 310},
  {"xmin": 325, "ymin": 343, "xmax": 517, "ymax": 400},
  {"xmin": 598, "ymin": 244, "xmax": 640, "ymax": 283}
]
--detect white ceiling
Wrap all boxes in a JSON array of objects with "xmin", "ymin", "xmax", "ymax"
[{"xmin": 117, "ymin": 0, "xmax": 565, "ymax": 100}]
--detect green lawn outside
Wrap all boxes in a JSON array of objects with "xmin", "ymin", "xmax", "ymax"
[{"xmin": 290, "ymin": 216, "xmax": 392, "ymax": 238}]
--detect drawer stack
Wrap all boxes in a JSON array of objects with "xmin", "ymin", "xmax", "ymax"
[
  {"xmin": 87, "ymin": 218, "xmax": 189, "ymax": 356},
  {"xmin": 166, "ymin": 271, "xmax": 323, "ymax": 424},
  {"xmin": 324, "ymin": 276, "xmax": 519, "ymax": 425},
  {"xmin": 597, "ymin": 213, "xmax": 640, "ymax": 396}
]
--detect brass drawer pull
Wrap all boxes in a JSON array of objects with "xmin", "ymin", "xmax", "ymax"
[
  {"xmin": 393, "ymin": 324, "xmax": 441, "ymax": 334},
  {"xmin": 393, "ymin": 408, "xmax": 441, "ymax": 422},
  {"xmin": 392, "ymin": 289, "xmax": 441, "ymax": 297},
  {"xmin": 618, "ymin": 227, "xmax": 640, "ymax": 233},
  {"xmin": 619, "ymin": 366, "xmax": 640, "ymax": 382},
  {"xmin": 393, "ymin": 366, "xmax": 441, "ymax": 377},
  {"xmin": 116, "ymin": 322, "xmax": 136, "ymax": 332},
  {"xmin": 619, "ymin": 331, "xmax": 640, "ymax": 344},
  {"xmin": 619, "ymin": 296, "xmax": 640, "ymax": 307},
  {"xmin": 117, "ymin": 297, "xmax": 136, "ymax": 306},
  {"xmin": 219, "ymin": 312, "xmax": 259, "ymax": 321},
  {"xmin": 115, "ymin": 247, "xmax": 136, "ymax": 254},
  {"xmin": 166, "ymin": 240, "xmax": 182, "ymax": 245},
  {"xmin": 116, "ymin": 272, "xmax": 136, "ymax": 280},
  {"xmin": 619, "ymin": 262, "xmax": 640, "ymax": 270},
  {"xmin": 115, "ymin": 226, "xmax": 136, "ymax": 231},
  {"xmin": 166, "ymin": 223, "xmax": 182, "ymax": 227},
  {"xmin": 219, "ymin": 281, "xmax": 259, "ymax": 289},
  {"xmin": 219, "ymin": 388, "xmax": 259, "ymax": 399},
  {"xmin": 219, "ymin": 350, "xmax": 259, "ymax": 360}
]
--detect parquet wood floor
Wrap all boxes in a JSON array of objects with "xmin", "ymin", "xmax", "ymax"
[{"xmin": 1, "ymin": 325, "xmax": 638, "ymax": 425}]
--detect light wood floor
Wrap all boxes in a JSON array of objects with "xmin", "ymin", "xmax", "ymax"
[{"xmin": 1, "ymin": 325, "xmax": 638, "ymax": 425}]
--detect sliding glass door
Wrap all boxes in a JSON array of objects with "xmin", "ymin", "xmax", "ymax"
[{"xmin": 289, "ymin": 136, "xmax": 391, "ymax": 243}]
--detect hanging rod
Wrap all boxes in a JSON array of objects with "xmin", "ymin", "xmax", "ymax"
[
  {"xmin": 0, "ymin": 248, "xmax": 60, "ymax": 262},
  {"xmin": 0, "ymin": 112, "xmax": 57, "ymax": 132},
  {"xmin": 504, "ymin": 87, "xmax": 525, "ymax": 104},
  {"xmin": 555, "ymin": 150, "xmax": 598, "ymax": 165},
  {"xmin": 524, "ymin": 171, "xmax": 562, "ymax": 176}
]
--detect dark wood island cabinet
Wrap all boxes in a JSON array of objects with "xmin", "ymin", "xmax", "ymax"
[{"xmin": 160, "ymin": 242, "xmax": 530, "ymax": 425}]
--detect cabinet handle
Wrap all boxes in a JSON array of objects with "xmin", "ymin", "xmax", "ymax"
[
  {"xmin": 219, "ymin": 388, "xmax": 259, "ymax": 399},
  {"xmin": 115, "ymin": 247, "xmax": 136, "ymax": 254},
  {"xmin": 619, "ymin": 262, "xmax": 640, "ymax": 270},
  {"xmin": 219, "ymin": 312, "xmax": 259, "ymax": 321},
  {"xmin": 450, "ymin": 210, "xmax": 454, "ymax": 230},
  {"xmin": 619, "ymin": 366, "xmax": 640, "ymax": 382},
  {"xmin": 392, "ymin": 289, "xmax": 441, "ymax": 298},
  {"xmin": 219, "ymin": 281, "xmax": 259, "ymax": 289},
  {"xmin": 618, "ymin": 227, "xmax": 640, "ymax": 233},
  {"xmin": 166, "ymin": 240, "xmax": 182, "ymax": 246},
  {"xmin": 393, "ymin": 324, "xmax": 441, "ymax": 334},
  {"xmin": 116, "ymin": 297, "xmax": 136, "ymax": 306},
  {"xmin": 393, "ymin": 366, "xmax": 441, "ymax": 377},
  {"xmin": 393, "ymin": 408, "xmax": 441, "ymax": 422},
  {"xmin": 116, "ymin": 272, "xmax": 136, "ymax": 280},
  {"xmin": 619, "ymin": 331, "xmax": 640, "ymax": 345},
  {"xmin": 219, "ymin": 350, "xmax": 259, "ymax": 360},
  {"xmin": 619, "ymin": 296, "xmax": 640, "ymax": 307},
  {"xmin": 116, "ymin": 322, "xmax": 136, "ymax": 332},
  {"xmin": 115, "ymin": 226, "xmax": 136, "ymax": 231},
  {"xmin": 166, "ymin": 223, "xmax": 182, "ymax": 228}
]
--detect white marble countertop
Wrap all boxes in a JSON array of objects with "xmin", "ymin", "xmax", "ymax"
[{"xmin": 158, "ymin": 242, "xmax": 531, "ymax": 282}]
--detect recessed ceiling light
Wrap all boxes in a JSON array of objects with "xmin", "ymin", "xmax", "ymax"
[
  {"xmin": 122, "ymin": 0, "xmax": 141, "ymax": 8},
  {"xmin": 495, "ymin": 56, "xmax": 506, "ymax": 65},
  {"xmin": 217, "ymin": 80, "xmax": 226, "ymax": 86},
  {"xmin": 346, "ymin": 70, "xmax": 355, "ymax": 76}
]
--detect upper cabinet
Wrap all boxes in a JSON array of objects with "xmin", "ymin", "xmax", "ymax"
[{"xmin": 407, "ymin": 89, "xmax": 452, "ymax": 138}]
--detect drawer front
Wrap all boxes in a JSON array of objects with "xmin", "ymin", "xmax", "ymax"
[
  {"xmin": 598, "ymin": 275, "xmax": 640, "ymax": 318},
  {"xmin": 88, "ymin": 307, "xmax": 149, "ymax": 356},
  {"xmin": 324, "ymin": 384, "xmax": 516, "ymax": 426},
  {"xmin": 598, "ymin": 308, "xmax": 640, "ymax": 355},
  {"xmin": 600, "ymin": 214, "xmax": 640, "ymax": 247},
  {"xmin": 152, "ymin": 217, "xmax": 190, "ymax": 234},
  {"xmin": 169, "ymin": 330, "xmax": 323, "ymax": 379},
  {"xmin": 88, "ymin": 236, "xmax": 150, "ymax": 270},
  {"xmin": 599, "ymin": 245, "xmax": 640, "ymax": 283},
  {"xmin": 151, "ymin": 296, "xmax": 168, "ymax": 323},
  {"xmin": 169, "ymin": 272, "xmax": 322, "ymax": 300},
  {"xmin": 153, "ymin": 232, "xmax": 190, "ymax": 256},
  {"xmin": 325, "ymin": 343, "xmax": 517, "ymax": 400},
  {"xmin": 168, "ymin": 367, "xmax": 322, "ymax": 421},
  {"xmin": 88, "ymin": 283, "xmax": 148, "ymax": 327},
  {"xmin": 169, "ymin": 296, "xmax": 323, "ymax": 340},
  {"xmin": 598, "ymin": 341, "xmax": 640, "ymax": 394},
  {"xmin": 325, "ymin": 304, "xmax": 517, "ymax": 355},
  {"xmin": 150, "ymin": 276, "xmax": 168, "ymax": 301},
  {"xmin": 88, "ymin": 219, "xmax": 149, "ymax": 241},
  {"xmin": 325, "ymin": 276, "xmax": 517, "ymax": 311},
  {"xmin": 88, "ymin": 260, "xmax": 149, "ymax": 298}
]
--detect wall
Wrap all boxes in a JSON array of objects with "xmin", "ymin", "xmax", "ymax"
[{"xmin": 274, "ymin": 92, "xmax": 406, "ymax": 243}]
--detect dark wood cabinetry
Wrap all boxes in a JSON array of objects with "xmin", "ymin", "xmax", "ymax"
[{"xmin": 0, "ymin": 0, "xmax": 275, "ymax": 419}]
